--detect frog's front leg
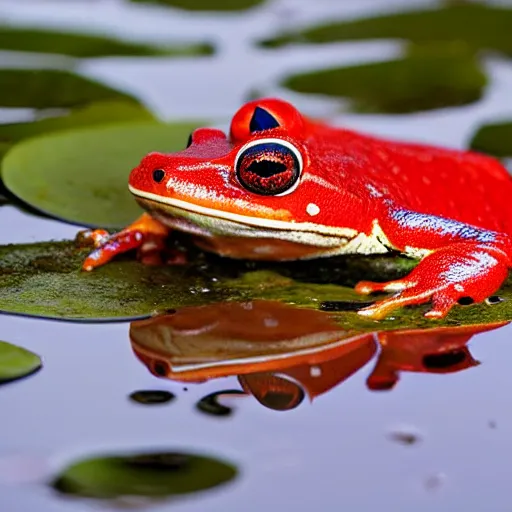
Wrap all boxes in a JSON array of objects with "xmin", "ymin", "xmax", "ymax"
[
  {"xmin": 78, "ymin": 213, "xmax": 171, "ymax": 271},
  {"xmin": 355, "ymin": 204, "xmax": 512, "ymax": 319}
]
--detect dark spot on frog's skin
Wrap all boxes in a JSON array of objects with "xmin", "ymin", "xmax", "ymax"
[
  {"xmin": 457, "ymin": 296, "xmax": 474, "ymax": 306},
  {"xmin": 153, "ymin": 361, "xmax": 168, "ymax": 377},
  {"xmin": 153, "ymin": 169, "xmax": 165, "ymax": 183}
]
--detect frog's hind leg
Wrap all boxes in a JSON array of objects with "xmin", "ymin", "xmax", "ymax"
[
  {"xmin": 78, "ymin": 213, "xmax": 170, "ymax": 271},
  {"xmin": 355, "ymin": 243, "xmax": 509, "ymax": 319}
]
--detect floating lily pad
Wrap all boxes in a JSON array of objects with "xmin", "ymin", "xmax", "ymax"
[
  {"xmin": 281, "ymin": 44, "xmax": 485, "ymax": 113},
  {"xmin": 0, "ymin": 69, "xmax": 139, "ymax": 110},
  {"xmin": 130, "ymin": 0, "xmax": 264, "ymax": 11},
  {"xmin": 51, "ymin": 451, "xmax": 237, "ymax": 500},
  {"xmin": 0, "ymin": 238, "xmax": 510, "ymax": 327},
  {"xmin": 259, "ymin": 2, "xmax": 512, "ymax": 54},
  {"xmin": 0, "ymin": 26, "xmax": 214, "ymax": 57},
  {"xmin": 469, "ymin": 121, "xmax": 512, "ymax": 158},
  {"xmin": 0, "ymin": 341, "xmax": 41, "ymax": 383},
  {"xmin": 0, "ymin": 101, "xmax": 154, "ymax": 165},
  {"xmin": 1, "ymin": 120, "xmax": 203, "ymax": 228}
]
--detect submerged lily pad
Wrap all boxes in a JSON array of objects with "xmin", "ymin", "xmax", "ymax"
[
  {"xmin": 1, "ymin": 120, "xmax": 203, "ymax": 228},
  {"xmin": 0, "ymin": 69, "xmax": 139, "ymax": 110},
  {"xmin": 130, "ymin": 0, "xmax": 264, "ymax": 11},
  {"xmin": 282, "ymin": 44, "xmax": 485, "ymax": 113},
  {"xmin": 469, "ymin": 121, "xmax": 512, "ymax": 158},
  {"xmin": 51, "ymin": 451, "xmax": 237, "ymax": 500},
  {"xmin": 260, "ymin": 2, "xmax": 512, "ymax": 54},
  {"xmin": 0, "ymin": 341, "xmax": 41, "ymax": 383},
  {"xmin": 0, "ymin": 26, "xmax": 214, "ymax": 57}
]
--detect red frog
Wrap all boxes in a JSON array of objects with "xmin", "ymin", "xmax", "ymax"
[{"xmin": 81, "ymin": 98, "xmax": 512, "ymax": 319}]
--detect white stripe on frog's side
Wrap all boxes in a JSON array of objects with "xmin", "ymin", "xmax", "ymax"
[{"xmin": 129, "ymin": 185, "xmax": 358, "ymax": 238}]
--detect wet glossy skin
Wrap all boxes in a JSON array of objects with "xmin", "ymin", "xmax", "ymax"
[{"xmin": 81, "ymin": 98, "xmax": 512, "ymax": 319}]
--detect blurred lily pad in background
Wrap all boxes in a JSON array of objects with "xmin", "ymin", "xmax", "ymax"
[
  {"xmin": 130, "ymin": 0, "xmax": 265, "ymax": 12},
  {"xmin": 1, "ymin": 120, "xmax": 203, "ymax": 228},
  {"xmin": 469, "ymin": 121, "xmax": 512, "ymax": 158},
  {"xmin": 51, "ymin": 451, "xmax": 238, "ymax": 500},
  {"xmin": 0, "ymin": 69, "xmax": 140, "ymax": 110},
  {"xmin": 0, "ymin": 341, "xmax": 42, "ymax": 384},
  {"xmin": 0, "ymin": 26, "xmax": 214, "ymax": 57},
  {"xmin": 0, "ymin": 101, "xmax": 154, "ymax": 162},
  {"xmin": 281, "ymin": 43, "xmax": 486, "ymax": 113},
  {"xmin": 260, "ymin": 2, "xmax": 512, "ymax": 54}
]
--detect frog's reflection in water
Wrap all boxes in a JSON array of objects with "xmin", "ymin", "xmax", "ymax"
[{"xmin": 129, "ymin": 301, "xmax": 506, "ymax": 411}]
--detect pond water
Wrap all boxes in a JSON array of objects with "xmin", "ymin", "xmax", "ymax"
[{"xmin": 2, "ymin": 0, "xmax": 512, "ymax": 511}]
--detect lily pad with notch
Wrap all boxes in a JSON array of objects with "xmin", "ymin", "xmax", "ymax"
[
  {"xmin": 1, "ymin": 120, "xmax": 204, "ymax": 228},
  {"xmin": 0, "ymin": 341, "xmax": 42, "ymax": 384},
  {"xmin": 51, "ymin": 451, "xmax": 238, "ymax": 500}
]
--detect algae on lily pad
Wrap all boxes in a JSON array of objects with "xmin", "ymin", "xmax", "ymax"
[
  {"xmin": 0, "ymin": 26, "xmax": 214, "ymax": 58},
  {"xmin": 0, "ymin": 237, "xmax": 510, "ymax": 327},
  {"xmin": 1, "ymin": 120, "xmax": 203, "ymax": 228},
  {"xmin": 259, "ymin": 2, "xmax": 512, "ymax": 54},
  {"xmin": 281, "ymin": 44, "xmax": 486, "ymax": 113},
  {"xmin": 0, "ymin": 341, "xmax": 42, "ymax": 384},
  {"xmin": 469, "ymin": 121, "xmax": 512, "ymax": 158},
  {"xmin": 130, "ymin": 0, "xmax": 264, "ymax": 11},
  {"xmin": 0, "ymin": 69, "xmax": 140, "ymax": 110},
  {"xmin": 51, "ymin": 451, "xmax": 237, "ymax": 500}
]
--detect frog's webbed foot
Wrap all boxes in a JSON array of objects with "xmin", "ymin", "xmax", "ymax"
[
  {"xmin": 77, "ymin": 213, "xmax": 172, "ymax": 271},
  {"xmin": 354, "ymin": 243, "xmax": 509, "ymax": 319}
]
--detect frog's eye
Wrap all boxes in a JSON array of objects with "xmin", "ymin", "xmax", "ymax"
[
  {"xmin": 152, "ymin": 169, "xmax": 165, "ymax": 183},
  {"xmin": 234, "ymin": 138, "xmax": 303, "ymax": 196}
]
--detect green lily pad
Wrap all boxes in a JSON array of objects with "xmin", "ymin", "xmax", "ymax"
[
  {"xmin": 259, "ymin": 2, "xmax": 512, "ymax": 54},
  {"xmin": 469, "ymin": 121, "xmax": 512, "ymax": 158},
  {"xmin": 0, "ymin": 238, "xmax": 510, "ymax": 328},
  {"xmin": 0, "ymin": 101, "xmax": 155, "ymax": 166},
  {"xmin": 0, "ymin": 26, "xmax": 214, "ymax": 57},
  {"xmin": 0, "ymin": 69, "xmax": 139, "ymax": 110},
  {"xmin": 130, "ymin": 0, "xmax": 264, "ymax": 11},
  {"xmin": 1, "ymin": 120, "xmax": 204, "ymax": 228},
  {"xmin": 281, "ymin": 43, "xmax": 486, "ymax": 113},
  {"xmin": 0, "ymin": 341, "xmax": 42, "ymax": 383},
  {"xmin": 51, "ymin": 451, "xmax": 238, "ymax": 500}
]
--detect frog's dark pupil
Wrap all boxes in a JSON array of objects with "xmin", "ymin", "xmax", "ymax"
[
  {"xmin": 186, "ymin": 133, "xmax": 193, "ymax": 148},
  {"xmin": 153, "ymin": 169, "xmax": 165, "ymax": 183},
  {"xmin": 247, "ymin": 160, "xmax": 287, "ymax": 178}
]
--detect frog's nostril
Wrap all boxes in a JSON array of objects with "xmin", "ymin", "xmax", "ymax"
[{"xmin": 153, "ymin": 169, "xmax": 165, "ymax": 183}]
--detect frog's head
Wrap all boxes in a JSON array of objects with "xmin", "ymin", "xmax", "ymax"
[{"xmin": 128, "ymin": 98, "xmax": 357, "ymax": 254}]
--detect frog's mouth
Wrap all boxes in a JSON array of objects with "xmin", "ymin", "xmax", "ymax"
[{"xmin": 129, "ymin": 185, "xmax": 358, "ymax": 249}]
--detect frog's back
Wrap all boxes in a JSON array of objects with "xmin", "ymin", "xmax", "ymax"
[{"xmin": 309, "ymin": 123, "xmax": 512, "ymax": 236}]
